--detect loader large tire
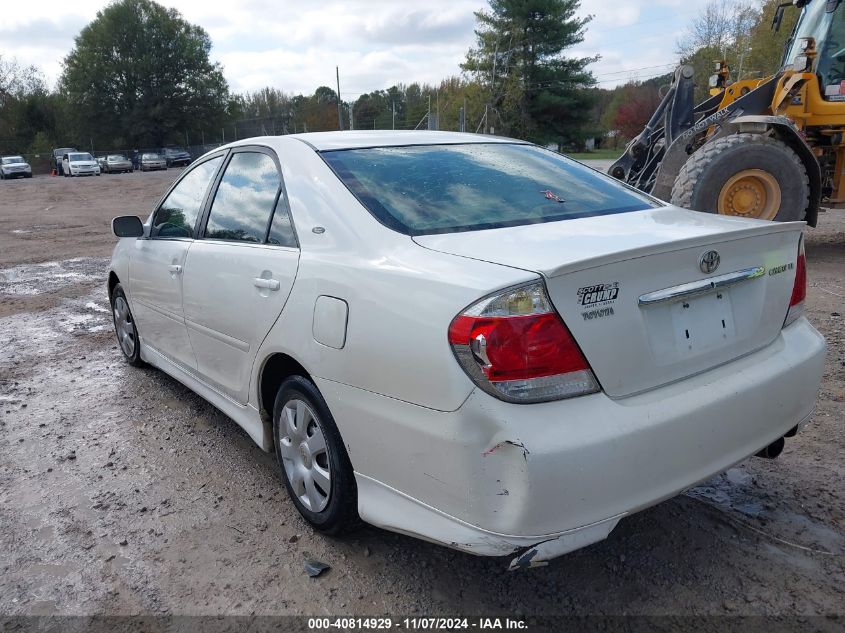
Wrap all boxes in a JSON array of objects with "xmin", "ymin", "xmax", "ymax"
[{"xmin": 670, "ymin": 133, "xmax": 809, "ymax": 222}]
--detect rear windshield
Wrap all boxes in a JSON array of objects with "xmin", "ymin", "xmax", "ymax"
[
  {"xmin": 321, "ymin": 143, "xmax": 659, "ymax": 235},
  {"xmin": 143, "ymin": 153, "xmax": 161, "ymax": 160},
  {"xmin": 107, "ymin": 154, "xmax": 126, "ymax": 161}
]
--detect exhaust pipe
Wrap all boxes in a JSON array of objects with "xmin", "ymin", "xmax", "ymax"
[{"xmin": 755, "ymin": 436, "xmax": 785, "ymax": 459}]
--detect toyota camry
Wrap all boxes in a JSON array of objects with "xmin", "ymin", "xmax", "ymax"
[{"xmin": 108, "ymin": 131, "xmax": 825, "ymax": 568}]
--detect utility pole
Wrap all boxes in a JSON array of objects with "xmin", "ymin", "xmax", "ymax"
[
  {"xmin": 435, "ymin": 89, "xmax": 440, "ymax": 131},
  {"xmin": 336, "ymin": 66, "xmax": 343, "ymax": 131}
]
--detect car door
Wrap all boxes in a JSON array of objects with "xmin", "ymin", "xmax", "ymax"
[
  {"xmin": 181, "ymin": 147, "xmax": 299, "ymax": 403},
  {"xmin": 128, "ymin": 153, "xmax": 225, "ymax": 370}
]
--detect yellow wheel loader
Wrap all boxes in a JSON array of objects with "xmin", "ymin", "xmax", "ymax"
[{"xmin": 609, "ymin": 0, "xmax": 845, "ymax": 225}]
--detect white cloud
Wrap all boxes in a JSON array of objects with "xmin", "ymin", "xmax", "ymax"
[{"xmin": 2, "ymin": 0, "xmax": 715, "ymax": 94}]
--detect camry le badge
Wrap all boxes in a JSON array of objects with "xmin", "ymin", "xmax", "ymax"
[{"xmin": 700, "ymin": 250, "xmax": 721, "ymax": 274}]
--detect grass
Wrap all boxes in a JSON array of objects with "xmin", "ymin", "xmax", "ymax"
[{"xmin": 564, "ymin": 148, "xmax": 624, "ymax": 160}]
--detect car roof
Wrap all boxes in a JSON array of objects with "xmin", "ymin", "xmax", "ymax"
[{"xmin": 279, "ymin": 130, "xmax": 528, "ymax": 151}]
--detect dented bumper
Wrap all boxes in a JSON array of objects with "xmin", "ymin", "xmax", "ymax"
[{"xmin": 315, "ymin": 317, "xmax": 825, "ymax": 564}]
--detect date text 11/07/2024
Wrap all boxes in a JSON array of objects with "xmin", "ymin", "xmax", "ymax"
[{"xmin": 307, "ymin": 617, "xmax": 528, "ymax": 630}]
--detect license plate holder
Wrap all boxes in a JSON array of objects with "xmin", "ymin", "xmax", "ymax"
[{"xmin": 671, "ymin": 289, "xmax": 735, "ymax": 353}]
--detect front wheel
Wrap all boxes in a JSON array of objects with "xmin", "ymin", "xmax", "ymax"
[
  {"xmin": 111, "ymin": 284, "xmax": 144, "ymax": 367},
  {"xmin": 670, "ymin": 133, "xmax": 809, "ymax": 222},
  {"xmin": 273, "ymin": 376, "xmax": 360, "ymax": 535}
]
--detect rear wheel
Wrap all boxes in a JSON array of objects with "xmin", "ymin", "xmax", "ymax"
[
  {"xmin": 273, "ymin": 375, "xmax": 360, "ymax": 535},
  {"xmin": 670, "ymin": 133, "xmax": 809, "ymax": 222}
]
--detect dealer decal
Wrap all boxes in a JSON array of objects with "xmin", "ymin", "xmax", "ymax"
[{"xmin": 577, "ymin": 282, "xmax": 619, "ymax": 307}]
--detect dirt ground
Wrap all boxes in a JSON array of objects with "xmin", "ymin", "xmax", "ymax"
[{"xmin": 0, "ymin": 169, "xmax": 843, "ymax": 625}]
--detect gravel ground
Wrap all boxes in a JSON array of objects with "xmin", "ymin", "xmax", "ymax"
[{"xmin": 0, "ymin": 170, "xmax": 843, "ymax": 625}]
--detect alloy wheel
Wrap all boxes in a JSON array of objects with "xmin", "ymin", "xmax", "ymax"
[
  {"xmin": 279, "ymin": 399, "xmax": 332, "ymax": 512},
  {"xmin": 113, "ymin": 296, "xmax": 136, "ymax": 358}
]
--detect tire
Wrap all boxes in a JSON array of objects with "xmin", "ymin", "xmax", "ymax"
[
  {"xmin": 273, "ymin": 375, "xmax": 360, "ymax": 535},
  {"xmin": 111, "ymin": 284, "xmax": 144, "ymax": 367},
  {"xmin": 670, "ymin": 133, "xmax": 809, "ymax": 222}
]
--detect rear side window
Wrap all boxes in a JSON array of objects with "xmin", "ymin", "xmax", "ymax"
[
  {"xmin": 205, "ymin": 152, "xmax": 281, "ymax": 243},
  {"xmin": 322, "ymin": 143, "xmax": 659, "ymax": 235},
  {"xmin": 151, "ymin": 156, "xmax": 223, "ymax": 238}
]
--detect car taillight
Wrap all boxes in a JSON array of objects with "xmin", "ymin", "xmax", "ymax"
[
  {"xmin": 783, "ymin": 235, "xmax": 806, "ymax": 328},
  {"xmin": 448, "ymin": 281, "xmax": 600, "ymax": 403}
]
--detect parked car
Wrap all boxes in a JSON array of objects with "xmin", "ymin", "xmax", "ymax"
[
  {"xmin": 99, "ymin": 154, "xmax": 133, "ymax": 174},
  {"xmin": 0, "ymin": 155, "xmax": 33, "ymax": 179},
  {"xmin": 62, "ymin": 152, "xmax": 101, "ymax": 177},
  {"xmin": 108, "ymin": 131, "xmax": 826, "ymax": 568},
  {"xmin": 53, "ymin": 147, "xmax": 78, "ymax": 175},
  {"xmin": 162, "ymin": 147, "xmax": 192, "ymax": 167},
  {"xmin": 139, "ymin": 152, "xmax": 167, "ymax": 171}
]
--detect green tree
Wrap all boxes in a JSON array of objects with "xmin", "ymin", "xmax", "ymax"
[
  {"xmin": 745, "ymin": 0, "xmax": 800, "ymax": 78},
  {"xmin": 462, "ymin": 0, "xmax": 597, "ymax": 144},
  {"xmin": 59, "ymin": 0, "xmax": 230, "ymax": 148}
]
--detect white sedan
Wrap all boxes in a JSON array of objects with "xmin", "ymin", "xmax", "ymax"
[{"xmin": 108, "ymin": 131, "xmax": 825, "ymax": 567}]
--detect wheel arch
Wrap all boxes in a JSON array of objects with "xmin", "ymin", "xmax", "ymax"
[
  {"xmin": 107, "ymin": 271, "xmax": 120, "ymax": 303},
  {"xmin": 719, "ymin": 116, "xmax": 822, "ymax": 227},
  {"xmin": 257, "ymin": 352, "xmax": 314, "ymax": 447}
]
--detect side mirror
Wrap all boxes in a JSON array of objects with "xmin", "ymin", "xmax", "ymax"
[
  {"xmin": 112, "ymin": 215, "xmax": 144, "ymax": 238},
  {"xmin": 772, "ymin": 4, "xmax": 785, "ymax": 31}
]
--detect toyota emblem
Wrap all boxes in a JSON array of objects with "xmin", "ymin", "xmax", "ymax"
[{"xmin": 699, "ymin": 250, "xmax": 720, "ymax": 274}]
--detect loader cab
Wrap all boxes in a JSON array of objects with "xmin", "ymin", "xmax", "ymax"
[{"xmin": 781, "ymin": 0, "xmax": 845, "ymax": 100}]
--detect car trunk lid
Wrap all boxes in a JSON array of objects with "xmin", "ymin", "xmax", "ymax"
[{"xmin": 414, "ymin": 207, "xmax": 804, "ymax": 398}]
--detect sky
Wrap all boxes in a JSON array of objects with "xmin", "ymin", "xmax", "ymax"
[{"xmin": 0, "ymin": 0, "xmax": 717, "ymax": 98}]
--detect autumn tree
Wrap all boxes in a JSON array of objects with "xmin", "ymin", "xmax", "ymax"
[{"xmin": 612, "ymin": 83, "xmax": 662, "ymax": 140}]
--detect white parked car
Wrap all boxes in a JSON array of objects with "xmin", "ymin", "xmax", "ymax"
[
  {"xmin": 108, "ymin": 132, "xmax": 825, "ymax": 567},
  {"xmin": 0, "ymin": 155, "xmax": 33, "ymax": 179},
  {"xmin": 62, "ymin": 152, "xmax": 100, "ymax": 177}
]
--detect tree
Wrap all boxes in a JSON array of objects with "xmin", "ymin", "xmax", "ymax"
[
  {"xmin": 677, "ymin": 0, "xmax": 761, "ymax": 103},
  {"xmin": 612, "ymin": 83, "xmax": 662, "ymax": 140},
  {"xmin": 59, "ymin": 0, "xmax": 230, "ymax": 148},
  {"xmin": 745, "ymin": 0, "xmax": 800, "ymax": 78},
  {"xmin": 462, "ymin": 0, "xmax": 597, "ymax": 144}
]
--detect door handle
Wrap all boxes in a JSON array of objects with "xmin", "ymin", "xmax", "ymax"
[
  {"xmin": 253, "ymin": 277, "xmax": 280, "ymax": 291},
  {"xmin": 168, "ymin": 264, "xmax": 182, "ymax": 274}
]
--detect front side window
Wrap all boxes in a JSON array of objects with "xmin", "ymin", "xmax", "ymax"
[
  {"xmin": 322, "ymin": 143, "xmax": 659, "ymax": 236},
  {"xmin": 151, "ymin": 156, "xmax": 223, "ymax": 238},
  {"xmin": 205, "ymin": 152, "xmax": 281, "ymax": 243}
]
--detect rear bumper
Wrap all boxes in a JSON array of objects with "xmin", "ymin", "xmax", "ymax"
[{"xmin": 317, "ymin": 317, "xmax": 825, "ymax": 561}]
